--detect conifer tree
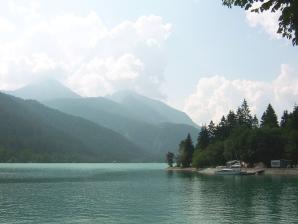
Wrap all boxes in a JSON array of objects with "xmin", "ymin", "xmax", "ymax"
[
  {"xmin": 166, "ymin": 152, "xmax": 175, "ymax": 167},
  {"xmin": 287, "ymin": 106, "xmax": 298, "ymax": 130},
  {"xmin": 196, "ymin": 126, "xmax": 210, "ymax": 150},
  {"xmin": 178, "ymin": 134, "xmax": 194, "ymax": 167},
  {"xmin": 237, "ymin": 99, "xmax": 253, "ymax": 128},
  {"xmin": 261, "ymin": 104, "xmax": 279, "ymax": 128},
  {"xmin": 280, "ymin": 110, "xmax": 289, "ymax": 127},
  {"xmin": 227, "ymin": 110, "xmax": 237, "ymax": 129},
  {"xmin": 215, "ymin": 116, "xmax": 228, "ymax": 140},
  {"xmin": 185, "ymin": 133, "xmax": 194, "ymax": 166},
  {"xmin": 208, "ymin": 120, "xmax": 216, "ymax": 142},
  {"xmin": 252, "ymin": 115, "xmax": 259, "ymax": 128}
]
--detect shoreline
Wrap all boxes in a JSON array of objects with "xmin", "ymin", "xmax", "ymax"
[
  {"xmin": 166, "ymin": 167, "xmax": 197, "ymax": 172},
  {"xmin": 167, "ymin": 167, "xmax": 298, "ymax": 176}
]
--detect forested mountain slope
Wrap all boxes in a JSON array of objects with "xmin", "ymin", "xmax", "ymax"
[{"xmin": 0, "ymin": 93, "xmax": 150, "ymax": 162}]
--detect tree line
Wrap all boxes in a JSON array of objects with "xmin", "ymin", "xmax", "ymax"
[{"xmin": 166, "ymin": 100, "xmax": 298, "ymax": 168}]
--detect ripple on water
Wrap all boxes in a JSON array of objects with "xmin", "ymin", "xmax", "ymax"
[{"xmin": 0, "ymin": 164, "xmax": 298, "ymax": 224}]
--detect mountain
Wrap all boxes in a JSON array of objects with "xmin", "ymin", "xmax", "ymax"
[
  {"xmin": 0, "ymin": 93, "xmax": 151, "ymax": 162},
  {"xmin": 7, "ymin": 79, "xmax": 80, "ymax": 101},
  {"xmin": 44, "ymin": 96, "xmax": 199, "ymax": 158},
  {"xmin": 7, "ymin": 80, "xmax": 199, "ymax": 159},
  {"xmin": 9, "ymin": 80, "xmax": 197, "ymax": 128},
  {"xmin": 108, "ymin": 90, "xmax": 198, "ymax": 127}
]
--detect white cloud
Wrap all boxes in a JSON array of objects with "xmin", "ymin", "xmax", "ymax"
[
  {"xmin": 0, "ymin": 17, "xmax": 15, "ymax": 33},
  {"xmin": 0, "ymin": 4, "xmax": 172, "ymax": 99},
  {"xmin": 66, "ymin": 54, "xmax": 144, "ymax": 97},
  {"xmin": 8, "ymin": 0, "xmax": 41, "ymax": 19},
  {"xmin": 245, "ymin": 3, "xmax": 281, "ymax": 39},
  {"xmin": 135, "ymin": 15, "xmax": 172, "ymax": 46},
  {"xmin": 184, "ymin": 64, "xmax": 298, "ymax": 124}
]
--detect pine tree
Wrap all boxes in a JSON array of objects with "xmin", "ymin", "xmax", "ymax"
[
  {"xmin": 166, "ymin": 152, "xmax": 175, "ymax": 167},
  {"xmin": 280, "ymin": 110, "xmax": 289, "ymax": 127},
  {"xmin": 185, "ymin": 134, "xmax": 194, "ymax": 166},
  {"xmin": 237, "ymin": 99, "xmax": 253, "ymax": 128},
  {"xmin": 208, "ymin": 120, "xmax": 216, "ymax": 142},
  {"xmin": 178, "ymin": 134, "xmax": 194, "ymax": 167},
  {"xmin": 215, "ymin": 116, "xmax": 228, "ymax": 140},
  {"xmin": 252, "ymin": 115, "xmax": 259, "ymax": 128},
  {"xmin": 227, "ymin": 110, "xmax": 237, "ymax": 129},
  {"xmin": 261, "ymin": 104, "xmax": 279, "ymax": 128},
  {"xmin": 196, "ymin": 126, "xmax": 210, "ymax": 150},
  {"xmin": 288, "ymin": 106, "xmax": 298, "ymax": 130},
  {"xmin": 177, "ymin": 140, "xmax": 185, "ymax": 167}
]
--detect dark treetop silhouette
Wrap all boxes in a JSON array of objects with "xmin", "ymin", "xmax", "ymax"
[{"xmin": 223, "ymin": 0, "xmax": 298, "ymax": 45}]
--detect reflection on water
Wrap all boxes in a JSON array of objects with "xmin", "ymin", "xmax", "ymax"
[{"xmin": 0, "ymin": 163, "xmax": 297, "ymax": 224}]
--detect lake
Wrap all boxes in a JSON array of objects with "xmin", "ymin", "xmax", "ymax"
[{"xmin": 0, "ymin": 163, "xmax": 297, "ymax": 224}]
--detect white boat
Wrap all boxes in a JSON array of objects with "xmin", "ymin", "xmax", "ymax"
[
  {"xmin": 215, "ymin": 160, "xmax": 242, "ymax": 175},
  {"xmin": 215, "ymin": 168, "xmax": 241, "ymax": 175}
]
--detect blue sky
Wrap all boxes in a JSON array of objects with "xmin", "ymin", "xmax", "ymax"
[{"xmin": 0, "ymin": 0, "xmax": 297, "ymax": 124}]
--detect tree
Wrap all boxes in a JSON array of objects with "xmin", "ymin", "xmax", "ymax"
[
  {"xmin": 185, "ymin": 134, "xmax": 195, "ymax": 167},
  {"xmin": 215, "ymin": 116, "xmax": 229, "ymax": 140},
  {"xmin": 166, "ymin": 152, "xmax": 175, "ymax": 167},
  {"xmin": 252, "ymin": 115, "xmax": 259, "ymax": 128},
  {"xmin": 284, "ymin": 130, "xmax": 298, "ymax": 164},
  {"xmin": 178, "ymin": 134, "xmax": 195, "ymax": 167},
  {"xmin": 177, "ymin": 100, "xmax": 298, "ymax": 167},
  {"xmin": 227, "ymin": 110, "xmax": 237, "ymax": 129},
  {"xmin": 280, "ymin": 110, "xmax": 289, "ymax": 127},
  {"xmin": 261, "ymin": 104, "xmax": 279, "ymax": 128},
  {"xmin": 222, "ymin": 0, "xmax": 298, "ymax": 46},
  {"xmin": 196, "ymin": 125, "xmax": 210, "ymax": 150},
  {"xmin": 208, "ymin": 120, "xmax": 216, "ymax": 142},
  {"xmin": 237, "ymin": 99, "xmax": 253, "ymax": 128},
  {"xmin": 288, "ymin": 106, "xmax": 298, "ymax": 130},
  {"xmin": 193, "ymin": 141, "xmax": 225, "ymax": 168}
]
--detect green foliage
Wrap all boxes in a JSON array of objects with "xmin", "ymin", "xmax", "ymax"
[
  {"xmin": 196, "ymin": 126, "xmax": 210, "ymax": 150},
  {"xmin": 261, "ymin": 104, "xmax": 279, "ymax": 128},
  {"xmin": 237, "ymin": 99, "xmax": 253, "ymax": 128},
  {"xmin": 222, "ymin": 0, "xmax": 298, "ymax": 45},
  {"xmin": 44, "ymin": 96, "xmax": 199, "ymax": 159},
  {"xmin": 283, "ymin": 130, "xmax": 298, "ymax": 164},
  {"xmin": 181, "ymin": 99, "xmax": 298, "ymax": 168},
  {"xmin": 177, "ymin": 134, "xmax": 195, "ymax": 167},
  {"xmin": 208, "ymin": 120, "xmax": 216, "ymax": 142},
  {"xmin": 193, "ymin": 142, "xmax": 225, "ymax": 168},
  {"xmin": 166, "ymin": 152, "xmax": 175, "ymax": 167},
  {"xmin": 0, "ymin": 93, "xmax": 151, "ymax": 162},
  {"xmin": 286, "ymin": 106, "xmax": 298, "ymax": 130},
  {"xmin": 280, "ymin": 110, "xmax": 289, "ymax": 127},
  {"xmin": 252, "ymin": 115, "xmax": 259, "ymax": 128}
]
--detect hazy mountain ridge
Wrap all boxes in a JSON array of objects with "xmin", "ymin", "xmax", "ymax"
[
  {"xmin": 44, "ymin": 97, "xmax": 199, "ymax": 157},
  {"xmin": 108, "ymin": 90, "xmax": 198, "ymax": 127},
  {"xmin": 6, "ymin": 79, "xmax": 81, "ymax": 101},
  {"xmin": 0, "ymin": 93, "xmax": 151, "ymax": 162},
  {"xmin": 4, "ymin": 80, "xmax": 200, "ymax": 160},
  {"xmin": 6, "ymin": 79, "xmax": 197, "ymax": 127}
]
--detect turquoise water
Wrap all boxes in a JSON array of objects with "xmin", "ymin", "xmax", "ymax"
[{"xmin": 0, "ymin": 163, "xmax": 298, "ymax": 224}]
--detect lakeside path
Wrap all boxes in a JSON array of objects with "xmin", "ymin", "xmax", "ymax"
[{"xmin": 166, "ymin": 167, "xmax": 298, "ymax": 176}]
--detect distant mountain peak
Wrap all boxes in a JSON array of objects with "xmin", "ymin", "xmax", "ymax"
[
  {"xmin": 107, "ymin": 89, "xmax": 142, "ymax": 102},
  {"xmin": 108, "ymin": 89, "xmax": 198, "ymax": 128},
  {"xmin": 7, "ymin": 79, "xmax": 81, "ymax": 101}
]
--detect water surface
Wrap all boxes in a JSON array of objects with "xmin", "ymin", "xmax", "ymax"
[{"xmin": 0, "ymin": 163, "xmax": 297, "ymax": 224}]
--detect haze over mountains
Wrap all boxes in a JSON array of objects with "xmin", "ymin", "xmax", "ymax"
[
  {"xmin": 7, "ymin": 79, "xmax": 81, "ymax": 101},
  {"xmin": 0, "ymin": 93, "xmax": 148, "ymax": 162},
  {"xmin": 2, "ymin": 79, "xmax": 199, "ymax": 162}
]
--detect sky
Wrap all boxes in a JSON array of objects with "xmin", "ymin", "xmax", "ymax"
[{"xmin": 0, "ymin": 0, "xmax": 297, "ymax": 125}]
